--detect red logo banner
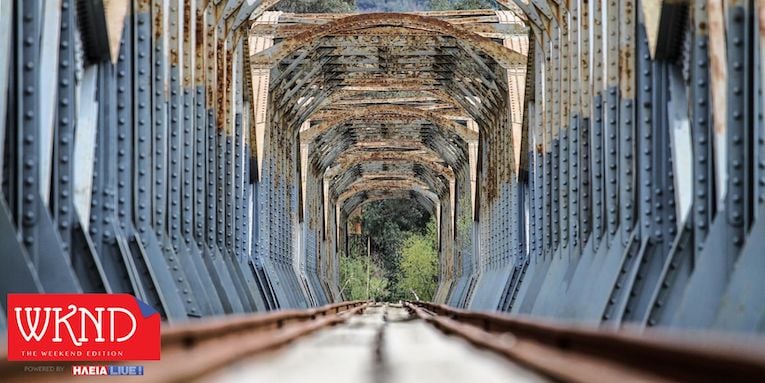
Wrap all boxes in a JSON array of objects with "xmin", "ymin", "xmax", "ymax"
[{"xmin": 6, "ymin": 294, "xmax": 160, "ymax": 361}]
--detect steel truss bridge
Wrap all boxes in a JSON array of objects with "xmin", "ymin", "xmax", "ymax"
[{"xmin": 0, "ymin": 0, "xmax": 763, "ymax": 336}]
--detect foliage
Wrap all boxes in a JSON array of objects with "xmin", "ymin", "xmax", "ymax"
[
  {"xmin": 346, "ymin": 209, "xmax": 439, "ymax": 302},
  {"xmin": 273, "ymin": 0, "xmax": 495, "ymax": 13},
  {"xmin": 357, "ymin": 0, "xmax": 496, "ymax": 11},
  {"xmin": 360, "ymin": 199, "xmax": 431, "ymax": 234},
  {"xmin": 274, "ymin": 0, "xmax": 357, "ymax": 13},
  {"xmin": 343, "ymin": 199, "xmax": 436, "ymax": 301},
  {"xmin": 357, "ymin": 0, "xmax": 430, "ymax": 12},
  {"xmin": 397, "ymin": 218, "xmax": 439, "ymax": 301},
  {"xmin": 350, "ymin": 199, "xmax": 429, "ymax": 297},
  {"xmin": 428, "ymin": 0, "xmax": 496, "ymax": 10},
  {"xmin": 339, "ymin": 251, "xmax": 390, "ymax": 300}
]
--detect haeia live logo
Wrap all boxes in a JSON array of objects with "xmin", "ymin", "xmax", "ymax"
[
  {"xmin": 72, "ymin": 365, "xmax": 144, "ymax": 376},
  {"xmin": 6, "ymin": 294, "xmax": 160, "ymax": 361}
]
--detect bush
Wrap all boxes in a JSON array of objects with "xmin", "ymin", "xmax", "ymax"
[
  {"xmin": 397, "ymin": 219, "xmax": 438, "ymax": 301},
  {"xmin": 339, "ymin": 251, "xmax": 390, "ymax": 301},
  {"xmin": 275, "ymin": 0, "xmax": 357, "ymax": 13}
]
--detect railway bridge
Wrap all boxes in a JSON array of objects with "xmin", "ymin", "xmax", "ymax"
[{"xmin": 1, "ymin": 0, "xmax": 765, "ymax": 380}]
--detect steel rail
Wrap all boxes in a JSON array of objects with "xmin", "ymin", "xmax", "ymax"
[
  {"xmin": 404, "ymin": 301, "xmax": 765, "ymax": 383},
  {"xmin": 0, "ymin": 300, "xmax": 370, "ymax": 383}
]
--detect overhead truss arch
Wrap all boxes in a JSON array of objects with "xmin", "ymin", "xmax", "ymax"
[
  {"xmin": 303, "ymin": 104, "xmax": 479, "ymax": 142},
  {"xmin": 325, "ymin": 149, "xmax": 455, "ymax": 181},
  {"xmin": 250, "ymin": 12, "xmax": 527, "ymax": 69}
]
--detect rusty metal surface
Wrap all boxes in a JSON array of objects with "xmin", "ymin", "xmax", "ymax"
[
  {"xmin": 250, "ymin": 13, "xmax": 526, "ymax": 68},
  {"xmin": 405, "ymin": 302, "xmax": 765, "ymax": 383},
  {"xmin": 0, "ymin": 301, "xmax": 370, "ymax": 383},
  {"xmin": 205, "ymin": 303, "xmax": 550, "ymax": 383},
  {"xmin": 241, "ymin": 6, "xmax": 528, "ymax": 309},
  {"xmin": 4, "ymin": 0, "xmax": 761, "ymax": 362},
  {"xmin": 304, "ymin": 105, "xmax": 478, "ymax": 142}
]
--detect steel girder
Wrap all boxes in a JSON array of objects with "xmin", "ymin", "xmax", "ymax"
[
  {"xmin": 504, "ymin": 0, "xmax": 765, "ymax": 334},
  {"xmin": 0, "ymin": 0, "xmax": 280, "ymax": 324},
  {"xmin": 251, "ymin": 8, "xmax": 525, "ymax": 309},
  {"xmin": 2, "ymin": 0, "xmax": 762, "ymax": 335}
]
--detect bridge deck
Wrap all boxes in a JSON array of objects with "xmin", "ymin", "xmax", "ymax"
[{"xmin": 209, "ymin": 303, "xmax": 546, "ymax": 383}]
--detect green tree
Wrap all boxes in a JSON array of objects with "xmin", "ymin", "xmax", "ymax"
[
  {"xmin": 429, "ymin": 0, "xmax": 496, "ymax": 10},
  {"xmin": 345, "ymin": 200, "xmax": 438, "ymax": 301},
  {"xmin": 275, "ymin": 0, "xmax": 356, "ymax": 12},
  {"xmin": 275, "ymin": 0, "xmax": 495, "ymax": 13},
  {"xmin": 357, "ymin": 0, "xmax": 430, "ymax": 12},
  {"xmin": 397, "ymin": 218, "xmax": 439, "ymax": 301},
  {"xmin": 339, "ymin": 251, "xmax": 389, "ymax": 301},
  {"xmin": 348, "ymin": 199, "xmax": 431, "ymax": 301}
]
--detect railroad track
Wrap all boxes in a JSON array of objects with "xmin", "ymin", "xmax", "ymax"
[
  {"xmin": 404, "ymin": 301, "xmax": 765, "ymax": 383},
  {"xmin": 4, "ymin": 300, "xmax": 764, "ymax": 382},
  {"xmin": 0, "ymin": 301, "xmax": 369, "ymax": 382}
]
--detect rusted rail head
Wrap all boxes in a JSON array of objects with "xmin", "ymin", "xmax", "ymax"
[
  {"xmin": 0, "ymin": 301, "xmax": 370, "ymax": 383},
  {"xmin": 162, "ymin": 299, "xmax": 369, "ymax": 346},
  {"xmin": 405, "ymin": 301, "xmax": 765, "ymax": 383},
  {"xmin": 155, "ymin": 300, "xmax": 370, "ymax": 382}
]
